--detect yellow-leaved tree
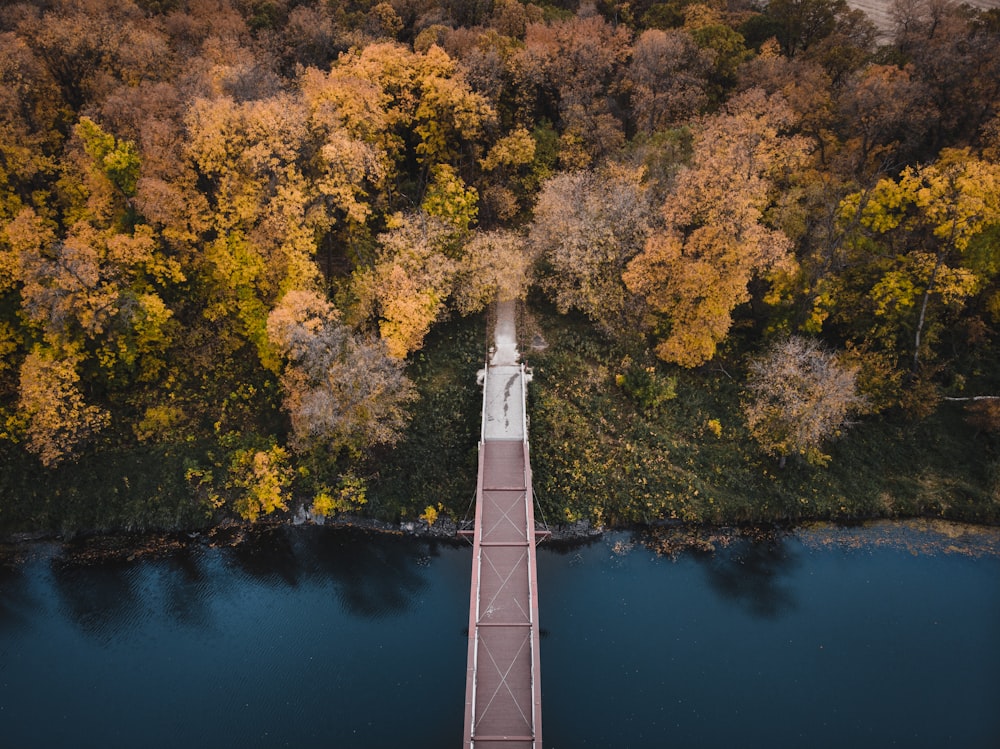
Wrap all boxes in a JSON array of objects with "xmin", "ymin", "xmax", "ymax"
[
  {"xmin": 353, "ymin": 213, "xmax": 458, "ymax": 359},
  {"xmin": 185, "ymin": 94, "xmax": 320, "ymax": 371},
  {"xmin": 227, "ymin": 444, "xmax": 293, "ymax": 523},
  {"xmin": 840, "ymin": 147, "xmax": 1000, "ymax": 373},
  {"xmin": 17, "ymin": 343, "xmax": 110, "ymax": 466},
  {"xmin": 452, "ymin": 230, "xmax": 535, "ymax": 315}
]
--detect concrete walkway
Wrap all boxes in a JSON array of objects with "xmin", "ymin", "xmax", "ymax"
[
  {"xmin": 464, "ymin": 300, "xmax": 542, "ymax": 749},
  {"xmin": 483, "ymin": 299, "xmax": 524, "ymax": 441},
  {"xmin": 491, "ymin": 299, "xmax": 519, "ymax": 367}
]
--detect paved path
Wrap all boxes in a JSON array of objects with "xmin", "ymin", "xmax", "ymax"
[
  {"xmin": 464, "ymin": 303, "xmax": 542, "ymax": 749},
  {"xmin": 491, "ymin": 299, "xmax": 519, "ymax": 367}
]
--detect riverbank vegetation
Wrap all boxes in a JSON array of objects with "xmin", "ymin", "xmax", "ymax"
[{"xmin": 1, "ymin": 0, "xmax": 998, "ymax": 535}]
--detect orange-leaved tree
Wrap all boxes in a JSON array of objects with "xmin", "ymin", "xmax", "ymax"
[{"xmin": 624, "ymin": 89, "xmax": 810, "ymax": 367}]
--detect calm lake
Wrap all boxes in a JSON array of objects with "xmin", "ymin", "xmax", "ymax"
[{"xmin": 1, "ymin": 522, "xmax": 998, "ymax": 748}]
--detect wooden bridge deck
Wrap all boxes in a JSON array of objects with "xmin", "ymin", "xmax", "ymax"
[{"xmin": 464, "ymin": 363, "xmax": 542, "ymax": 748}]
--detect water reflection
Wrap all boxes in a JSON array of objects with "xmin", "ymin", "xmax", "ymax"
[
  {"xmin": 160, "ymin": 550, "xmax": 212, "ymax": 629},
  {"xmin": 228, "ymin": 525, "xmax": 302, "ymax": 586},
  {"xmin": 699, "ymin": 537, "xmax": 799, "ymax": 618},
  {"xmin": 0, "ymin": 560, "xmax": 36, "ymax": 635},
  {"xmin": 34, "ymin": 526, "xmax": 447, "ymax": 642},
  {"xmin": 228, "ymin": 524, "xmax": 439, "ymax": 617},
  {"xmin": 50, "ymin": 558, "xmax": 142, "ymax": 643},
  {"xmin": 1, "ymin": 528, "xmax": 470, "ymax": 749},
  {"xmin": 637, "ymin": 527, "xmax": 800, "ymax": 618},
  {"xmin": 289, "ymin": 527, "xmax": 435, "ymax": 619},
  {"xmin": 2, "ymin": 524, "xmax": 998, "ymax": 748}
]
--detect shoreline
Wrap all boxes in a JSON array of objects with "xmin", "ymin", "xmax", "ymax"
[{"xmin": 4, "ymin": 511, "xmax": 998, "ymax": 565}]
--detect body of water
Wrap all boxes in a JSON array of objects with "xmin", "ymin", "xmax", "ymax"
[{"xmin": 1, "ymin": 522, "xmax": 998, "ymax": 748}]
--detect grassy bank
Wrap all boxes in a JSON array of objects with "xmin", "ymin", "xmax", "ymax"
[
  {"xmin": 0, "ymin": 441, "xmax": 211, "ymax": 536},
  {"xmin": 364, "ymin": 303, "xmax": 999, "ymax": 529},
  {"xmin": 0, "ymin": 312, "xmax": 488, "ymax": 538},
  {"xmin": 2, "ymin": 305, "xmax": 997, "ymax": 538},
  {"xmin": 364, "ymin": 312, "xmax": 485, "ymax": 523},
  {"xmin": 521, "ymin": 305, "xmax": 1000, "ymax": 527}
]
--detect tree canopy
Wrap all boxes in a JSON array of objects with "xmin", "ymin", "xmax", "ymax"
[{"xmin": 0, "ymin": 0, "xmax": 998, "ymax": 527}]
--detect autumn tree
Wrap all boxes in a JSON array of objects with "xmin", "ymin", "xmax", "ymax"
[
  {"xmin": 421, "ymin": 163, "xmax": 479, "ymax": 234},
  {"xmin": 738, "ymin": 40, "xmax": 835, "ymax": 156},
  {"xmin": 266, "ymin": 289, "xmax": 415, "ymax": 455},
  {"xmin": 17, "ymin": 342, "xmax": 111, "ymax": 466},
  {"xmin": 226, "ymin": 443, "xmax": 293, "ymax": 522},
  {"xmin": 185, "ymin": 93, "xmax": 320, "ymax": 368},
  {"xmin": 452, "ymin": 229, "xmax": 535, "ymax": 315},
  {"xmin": 758, "ymin": 0, "xmax": 873, "ymax": 63},
  {"xmin": 103, "ymin": 80, "xmax": 213, "ymax": 264},
  {"xmin": 839, "ymin": 147, "xmax": 1000, "ymax": 373},
  {"xmin": 892, "ymin": 0, "xmax": 1000, "ymax": 151},
  {"xmin": 0, "ymin": 31, "xmax": 64, "ymax": 221},
  {"xmin": 744, "ymin": 336, "xmax": 864, "ymax": 467},
  {"xmin": 477, "ymin": 125, "xmax": 538, "ymax": 221},
  {"xmin": 531, "ymin": 163, "xmax": 656, "ymax": 336},
  {"xmin": 317, "ymin": 41, "xmax": 495, "ymax": 174},
  {"xmin": 833, "ymin": 64, "xmax": 934, "ymax": 178},
  {"xmin": 681, "ymin": 3, "xmax": 752, "ymax": 101},
  {"xmin": 624, "ymin": 89, "xmax": 810, "ymax": 367},
  {"xmin": 272, "ymin": 4, "xmax": 337, "ymax": 72},
  {"xmin": 352, "ymin": 213, "xmax": 458, "ymax": 359},
  {"xmin": 488, "ymin": 0, "xmax": 544, "ymax": 38},
  {"xmin": 9, "ymin": 0, "xmax": 175, "ymax": 110},
  {"xmin": 627, "ymin": 28, "xmax": 712, "ymax": 135},
  {"xmin": 521, "ymin": 14, "xmax": 632, "ymax": 167},
  {"xmin": 6, "ymin": 115, "xmax": 181, "ymax": 383}
]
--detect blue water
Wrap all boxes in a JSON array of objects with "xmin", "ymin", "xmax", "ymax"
[
  {"xmin": 0, "ymin": 529, "xmax": 470, "ymax": 748},
  {"xmin": 1, "ymin": 523, "xmax": 998, "ymax": 748},
  {"xmin": 539, "ymin": 527, "xmax": 1000, "ymax": 748}
]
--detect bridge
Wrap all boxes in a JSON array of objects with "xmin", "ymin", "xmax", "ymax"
[{"xmin": 462, "ymin": 301, "xmax": 544, "ymax": 748}]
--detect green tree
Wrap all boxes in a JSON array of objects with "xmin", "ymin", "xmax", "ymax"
[
  {"xmin": 421, "ymin": 163, "xmax": 479, "ymax": 235},
  {"xmin": 75, "ymin": 117, "xmax": 141, "ymax": 198}
]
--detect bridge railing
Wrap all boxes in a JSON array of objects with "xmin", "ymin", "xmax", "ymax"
[
  {"xmin": 479, "ymin": 358, "xmax": 489, "ymax": 445},
  {"xmin": 520, "ymin": 363, "xmax": 528, "ymax": 445}
]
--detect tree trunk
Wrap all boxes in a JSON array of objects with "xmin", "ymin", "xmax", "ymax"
[{"xmin": 912, "ymin": 252, "xmax": 944, "ymax": 375}]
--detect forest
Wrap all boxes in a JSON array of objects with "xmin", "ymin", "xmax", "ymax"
[{"xmin": 0, "ymin": 0, "xmax": 998, "ymax": 534}]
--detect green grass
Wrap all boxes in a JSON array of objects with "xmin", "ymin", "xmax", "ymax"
[
  {"xmin": 364, "ymin": 312, "xmax": 486, "ymax": 523},
  {"xmin": 0, "ymin": 440, "xmax": 211, "ymax": 536}
]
